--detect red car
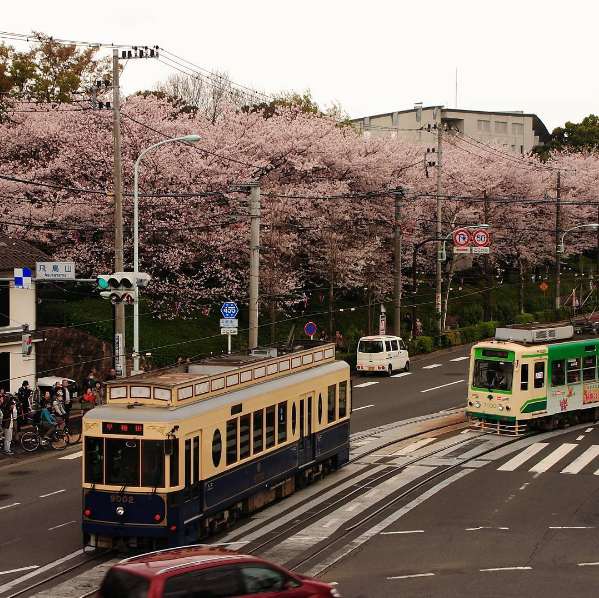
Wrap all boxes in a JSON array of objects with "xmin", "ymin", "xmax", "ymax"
[{"xmin": 97, "ymin": 545, "xmax": 341, "ymax": 598}]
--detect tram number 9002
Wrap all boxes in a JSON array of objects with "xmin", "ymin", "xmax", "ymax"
[{"xmin": 110, "ymin": 495, "xmax": 134, "ymax": 503}]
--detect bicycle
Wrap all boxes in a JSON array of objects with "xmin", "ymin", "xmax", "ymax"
[
  {"xmin": 63, "ymin": 420, "xmax": 81, "ymax": 444},
  {"xmin": 20, "ymin": 424, "xmax": 69, "ymax": 451}
]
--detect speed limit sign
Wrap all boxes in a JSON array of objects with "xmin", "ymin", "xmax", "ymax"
[{"xmin": 472, "ymin": 229, "xmax": 490, "ymax": 247}]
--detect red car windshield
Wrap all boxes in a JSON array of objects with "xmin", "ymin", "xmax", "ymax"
[{"xmin": 98, "ymin": 569, "xmax": 149, "ymax": 598}]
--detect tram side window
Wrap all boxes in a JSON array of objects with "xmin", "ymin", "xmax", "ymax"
[
  {"xmin": 534, "ymin": 362, "xmax": 545, "ymax": 389},
  {"xmin": 583, "ymin": 355, "xmax": 596, "ymax": 382},
  {"xmin": 240, "ymin": 415, "xmax": 251, "ymax": 460},
  {"xmin": 520, "ymin": 364, "xmax": 529, "ymax": 391},
  {"xmin": 226, "ymin": 419, "xmax": 238, "ymax": 466},
  {"xmin": 170, "ymin": 438, "xmax": 179, "ymax": 486},
  {"xmin": 278, "ymin": 402, "xmax": 287, "ymax": 444},
  {"xmin": 265, "ymin": 406, "xmax": 275, "ymax": 449},
  {"xmin": 212, "ymin": 429, "xmax": 222, "ymax": 468},
  {"xmin": 339, "ymin": 381, "xmax": 347, "ymax": 417},
  {"xmin": 141, "ymin": 440, "xmax": 165, "ymax": 488},
  {"xmin": 567, "ymin": 357, "xmax": 581, "ymax": 384},
  {"xmin": 551, "ymin": 360, "xmax": 565, "ymax": 386},
  {"xmin": 193, "ymin": 436, "xmax": 199, "ymax": 498},
  {"xmin": 184, "ymin": 439, "xmax": 192, "ymax": 500},
  {"xmin": 328, "ymin": 384, "xmax": 336, "ymax": 423},
  {"xmin": 253, "ymin": 410, "xmax": 263, "ymax": 454},
  {"xmin": 84, "ymin": 437, "xmax": 104, "ymax": 484}
]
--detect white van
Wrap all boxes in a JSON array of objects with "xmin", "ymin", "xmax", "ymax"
[{"xmin": 356, "ymin": 335, "xmax": 409, "ymax": 376}]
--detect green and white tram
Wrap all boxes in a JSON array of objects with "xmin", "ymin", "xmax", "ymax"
[
  {"xmin": 466, "ymin": 323, "xmax": 599, "ymax": 435},
  {"xmin": 81, "ymin": 341, "xmax": 351, "ymax": 551}
]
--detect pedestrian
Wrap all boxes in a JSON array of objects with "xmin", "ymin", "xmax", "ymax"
[
  {"xmin": 2, "ymin": 397, "xmax": 17, "ymax": 454},
  {"xmin": 52, "ymin": 391, "xmax": 67, "ymax": 429},
  {"xmin": 81, "ymin": 387, "xmax": 96, "ymax": 412},
  {"xmin": 16, "ymin": 380, "xmax": 32, "ymax": 438},
  {"xmin": 105, "ymin": 368, "xmax": 117, "ymax": 382},
  {"xmin": 51, "ymin": 381, "xmax": 62, "ymax": 399},
  {"xmin": 92, "ymin": 381, "xmax": 104, "ymax": 406},
  {"xmin": 61, "ymin": 379, "xmax": 72, "ymax": 418},
  {"xmin": 84, "ymin": 372, "xmax": 96, "ymax": 391},
  {"xmin": 319, "ymin": 330, "xmax": 328, "ymax": 342}
]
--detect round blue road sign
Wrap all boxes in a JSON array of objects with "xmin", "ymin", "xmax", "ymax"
[
  {"xmin": 304, "ymin": 321, "xmax": 317, "ymax": 337},
  {"xmin": 221, "ymin": 301, "xmax": 239, "ymax": 319}
]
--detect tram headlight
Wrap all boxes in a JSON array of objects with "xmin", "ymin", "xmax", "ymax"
[
  {"xmin": 475, "ymin": 401, "xmax": 481, "ymax": 408},
  {"xmin": 116, "ymin": 506, "xmax": 125, "ymax": 516},
  {"xmin": 506, "ymin": 405, "xmax": 511, "ymax": 411},
  {"xmin": 497, "ymin": 404, "xmax": 504, "ymax": 411}
]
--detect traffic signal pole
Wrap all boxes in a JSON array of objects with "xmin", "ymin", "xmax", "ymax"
[{"xmin": 249, "ymin": 184, "xmax": 261, "ymax": 349}]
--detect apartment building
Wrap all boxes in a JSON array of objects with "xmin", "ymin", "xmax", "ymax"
[{"xmin": 351, "ymin": 105, "xmax": 550, "ymax": 154}]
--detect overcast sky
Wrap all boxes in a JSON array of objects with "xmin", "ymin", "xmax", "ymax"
[{"xmin": 3, "ymin": 1, "xmax": 597, "ymax": 131}]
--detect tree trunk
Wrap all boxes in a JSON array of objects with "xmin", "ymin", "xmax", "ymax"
[
  {"xmin": 270, "ymin": 298, "xmax": 276, "ymax": 343},
  {"xmin": 328, "ymin": 280, "xmax": 334, "ymax": 339},
  {"xmin": 518, "ymin": 260, "xmax": 525, "ymax": 315}
]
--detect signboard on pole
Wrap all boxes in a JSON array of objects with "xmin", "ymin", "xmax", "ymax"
[
  {"xmin": 454, "ymin": 246, "xmax": 471, "ymax": 254},
  {"xmin": 304, "ymin": 321, "xmax": 317, "ymax": 339},
  {"xmin": 453, "ymin": 229, "xmax": 471, "ymax": 247},
  {"xmin": 379, "ymin": 314, "xmax": 387, "ymax": 335},
  {"xmin": 14, "ymin": 268, "xmax": 32, "ymax": 289},
  {"xmin": 114, "ymin": 333, "xmax": 124, "ymax": 376},
  {"xmin": 36, "ymin": 262, "xmax": 76, "ymax": 279},
  {"xmin": 221, "ymin": 328, "xmax": 238, "ymax": 335},
  {"xmin": 221, "ymin": 302, "xmax": 239, "ymax": 319},
  {"xmin": 472, "ymin": 229, "xmax": 490, "ymax": 247},
  {"xmin": 220, "ymin": 319, "xmax": 239, "ymax": 328}
]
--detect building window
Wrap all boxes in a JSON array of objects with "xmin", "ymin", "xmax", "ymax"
[
  {"xmin": 512, "ymin": 123, "xmax": 524, "ymax": 135},
  {"xmin": 511, "ymin": 145, "xmax": 516, "ymax": 153},
  {"xmin": 520, "ymin": 145, "xmax": 524, "ymax": 154},
  {"xmin": 477, "ymin": 120, "xmax": 490, "ymax": 133},
  {"xmin": 495, "ymin": 121, "xmax": 507, "ymax": 134}
]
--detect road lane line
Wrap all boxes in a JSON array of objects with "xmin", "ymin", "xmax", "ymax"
[
  {"xmin": 561, "ymin": 445, "xmax": 599, "ymax": 474},
  {"xmin": 388, "ymin": 573, "xmax": 434, "ymax": 579},
  {"xmin": 549, "ymin": 526, "xmax": 594, "ymax": 529},
  {"xmin": 391, "ymin": 372, "xmax": 412, "ymax": 378},
  {"xmin": 392, "ymin": 438, "xmax": 437, "ymax": 455},
  {"xmin": 450, "ymin": 356, "xmax": 470, "ymax": 362},
  {"xmin": 39, "ymin": 489, "xmax": 66, "ymax": 498},
  {"xmin": 59, "ymin": 451, "xmax": 82, "ymax": 460},
  {"xmin": 422, "ymin": 364, "xmax": 442, "ymax": 369},
  {"xmin": 578, "ymin": 562, "xmax": 599, "ymax": 566},
  {"xmin": 480, "ymin": 567, "xmax": 531, "ymax": 572},
  {"xmin": 586, "ymin": 428, "xmax": 594, "ymax": 433},
  {"xmin": 381, "ymin": 530, "xmax": 424, "ymax": 535},
  {"xmin": 529, "ymin": 443, "xmax": 577, "ymax": 473},
  {"xmin": 48, "ymin": 520, "xmax": 76, "ymax": 531},
  {"xmin": 352, "ymin": 405, "xmax": 374, "ymax": 411},
  {"xmin": 466, "ymin": 527, "xmax": 509, "ymax": 531},
  {"xmin": 420, "ymin": 380, "xmax": 465, "ymax": 393},
  {"xmin": 354, "ymin": 382, "xmax": 379, "ymax": 388},
  {"xmin": 0, "ymin": 566, "xmax": 38, "ymax": 576},
  {"xmin": 0, "ymin": 503, "xmax": 20, "ymax": 511},
  {"xmin": 497, "ymin": 443, "xmax": 548, "ymax": 471},
  {"xmin": 0, "ymin": 549, "xmax": 83, "ymax": 593}
]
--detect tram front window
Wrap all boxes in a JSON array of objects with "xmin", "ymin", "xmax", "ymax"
[
  {"xmin": 473, "ymin": 360, "xmax": 514, "ymax": 392},
  {"xmin": 142, "ymin": 441, "xmax": 165, "ymax": 488},
  {"xmin": 106, "ymin": 439, "xmax": 140, "ymax": 486}
]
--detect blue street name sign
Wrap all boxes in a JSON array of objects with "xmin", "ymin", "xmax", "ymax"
[{"xmin": 221, "ymin": 301, "xmax": 239, "ymax": 319}]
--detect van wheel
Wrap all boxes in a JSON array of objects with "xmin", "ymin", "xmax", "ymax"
[
  {"xmin": 404, "ymin": 361, "xmax": 410, "ymax": 372},
  {"xmin": 387, "ymin": 365, "xmax": 393, "ymax": 377}
]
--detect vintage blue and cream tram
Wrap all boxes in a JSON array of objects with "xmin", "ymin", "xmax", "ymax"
[{"xmin": 82, "ymin": 341, "xmax": 350, "ymax": 550}]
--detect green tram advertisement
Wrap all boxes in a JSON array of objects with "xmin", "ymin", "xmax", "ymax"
[{"xmin": 466, "ymin": 324, "xmax": 599, "ymax": 435}]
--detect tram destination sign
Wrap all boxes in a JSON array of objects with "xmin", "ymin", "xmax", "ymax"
[{"xmin": 102, "ymin": 422, "xmax": 144, "ymax": 435}]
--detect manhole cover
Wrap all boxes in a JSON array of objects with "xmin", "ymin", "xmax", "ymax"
[{"xmin": 8, "ymin": 470, "xmax": 34, "ymax": 476}]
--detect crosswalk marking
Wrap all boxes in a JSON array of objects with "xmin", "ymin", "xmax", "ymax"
[
  {"xmin": 450, "ymin": 356, "xmax": 470, "ymax": 362},
  {"xmin": 59, "ymin": 451, "xmax": 82, "ymax": 460},
  {"xmin": 562, "ymin": 446, "xmax": 599, "ymax": 474},
  {"xmin": 529, "ymin": 443, "xmax": 577, "ymax": 473},
  {"xmin": 392, "ymin": 437, "xmax": 437, "ymax": 456},
  {"xmin": 422, "ymin": 364, "xmax": 442, "ymax": 369},
  {"xmin": 354, "ymin": 381, "xmax": 379, "ymax": 388},
  {"xmin": 391, "ymin": 372, "xmax": 412, "ymax": 378},
  {"xmin": 497, "ymin": 443, "xmax": 549, "ymax": 471}
]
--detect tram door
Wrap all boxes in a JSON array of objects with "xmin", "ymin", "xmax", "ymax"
[{"xmin": 298, "ymin": 394, "xmax": 314, "ymax": 466}]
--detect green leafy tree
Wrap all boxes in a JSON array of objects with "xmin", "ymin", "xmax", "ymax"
[{"xmin": 533, "ymin": 114, "xmax": 599, "ymax": 159}]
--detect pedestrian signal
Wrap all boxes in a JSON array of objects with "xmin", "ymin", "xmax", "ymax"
[
  {"xmin": 21, "ymin": 333, "xmax": 32, "ymax": 356},
  {"xmin": 100, "ymin": 291, "xmax": 136, "ymax": 305}
]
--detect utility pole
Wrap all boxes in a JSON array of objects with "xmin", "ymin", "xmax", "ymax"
[
  {"xmin": 392, "ymin": 187, "xmax": 406, "ymax": 336},
  {"xmin": 436, "ymin": 124, "xmax": 444, "ymax": 339},
  {"xmin": 249, "ymin": 184, "xmax": 261, "ymax": 349},
  {"xmin": 112, "ymin": 49, "xmax": 126, "ymax": 377},
  {"xmin": 483, "ymin": 190, "xmax": 491, "ymax": 320},
  {"xmin": 555, "ymin": 170, "xmax": 562, "ymax": 309}
]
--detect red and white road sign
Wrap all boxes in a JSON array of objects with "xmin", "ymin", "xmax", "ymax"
[
  {"xmin": 472, "ymin": 229, "xmax": 490, "ymax": 247},
  {"xmin": 453, "ymin": 229, "xmax": 471, "ymax": 247}
]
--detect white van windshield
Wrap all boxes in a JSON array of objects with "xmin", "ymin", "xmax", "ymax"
[{"xmin": 358, "ymin": 340, "xmax": 384, "ymax": 353}]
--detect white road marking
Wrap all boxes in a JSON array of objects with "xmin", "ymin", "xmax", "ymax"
[
  {"xmin": 422, "ymin": 364, "xmax": 442, "ymax": 369},
  {"xmin": 0, "ymin": 503, "xmax": 20, "ymax": 511},
  {"xmin": 48, "ymin": 520, "xmax": 76, "ymax": 531},
  {"xmin": 0, "ymin": 549, "xmax": 83, "ymax": 592},
  {"xmin": 323, "ymin": 519, "xmax": 338, "ymax": 529},
  {"xmin": 345, "ymin": 504, "xmax": 359, "ymax": 512},
  {"xmin": 388, "ymin": 573, "xmax": 434, "ymax": 579},
  {"xmin": 578, "ymin": 562, "xmax": 599, "ymax": 566},
  {"xmin": 354, "ymin": 382, "xmax": 379, "ymax": 388},
  {"xmin": 391, "ymin": 372, "xmax": 412, "ymax": 378},
  {"xmin": 519, "ymin": 483, "xmax": 529, "ymax": 490},
  {"xmin": 450, "ymin": 356, "xmax": 470, "ymax": 362},
  {"xmin": 480, "ymin": 567, "xmax": 532, "ymax": 572},
  {"xmin": 497, "ymin": 443, "xmax": 548, "ymax": 471},
  {"xmin": 529, "ymin": 443, "xmax": 577, "ymax": 473},
  {"xmin": 549, "ymin": 526, "xmax": 594, "ymax": 530},
  {"xmin": 421, "ymin": 380, "xmax": 465, "ymax": 393},
  {"xmin": 576, "ymin": 435, "xmax": 585, "ymax": 441},
  {"xmin": 352, "ymin": 405, "xmax": 374, "ymax": 411},
  {"xmin": 59, "ymin": 451, "xmax": 82, "ymax": 460},
  {"xmin": 0, "ymin": 566, "xmax": 38, "ymax": 576},
  {"xmin": 466, "ymin": 527, "xmax": 509, "ymax": 531},
  {"xmin": 586, "ymin": 428, "xmax": 594, "ymax": 433},
  {"xmin": 392, "ymin": 438, "xmax": 437, "ymax": 455},
  {"xmin": 381, "ymin": 530, "xmax": 424, "ymax": 535},
  {"xmin": 39, "ymin": 489, "xmax": 66, "ymax": 498},
  {"xmin": 561, "ymin": 445, "xmax": 599, "ymax": 474}
]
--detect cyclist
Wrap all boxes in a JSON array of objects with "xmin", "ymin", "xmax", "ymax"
[
  {"xmin": 40, "ymin": 399, "xmax": 61, "ymax": 443},
  {"xmin": 52, "ymin": 391, "xmax": 67, "ymax": 429}
]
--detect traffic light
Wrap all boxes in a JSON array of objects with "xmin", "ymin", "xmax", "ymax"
[
  {"xmin": 97, "ymin": 272, "xmax": 151, "ymax": 304},
  {"xmin": 100, "ymin": 290, "xmax": 137, "ymax": 305},
  {"xmin": 21, "ymin": 333, "xmax": 32, "ymax": 357}
]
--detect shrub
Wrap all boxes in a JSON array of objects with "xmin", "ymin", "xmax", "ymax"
[{"xmin": 515, "ymin": 313, "xmax": 535, "ymax": 324}]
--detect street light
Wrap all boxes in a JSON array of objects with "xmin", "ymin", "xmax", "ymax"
[
  {"xmin": 132, "ymin": 134, "xmax": 201, "ymax": 374},
  {"xmin": 557, "ymin": 223, "xmax": 599, "ymax": 254}
]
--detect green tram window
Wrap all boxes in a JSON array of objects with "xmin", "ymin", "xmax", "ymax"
[
  {"xmin": 567, "ymin": 357, "xmax": 581, "ymax": 384},
  {"xmin": 142, "ymin": 440, "xmax": 165, "ymax": 488},
  {"xmin": 551, "ymin": 360, "xmax": 565, "ymax": 386},
  {"xmin": 240, "ymin": 415, "xmax": 251, "ymax": 460},
  {"xmin": 84, "ymin": 437, "xmax": 104, "ymax": 484},
  {"xmin": 226, "ymin": 419, "xmax": 238, "ymax": 466},
  {"xmin": 328, "ymin": 384, "xmax": 336, "ymax": 423},
  {"xmin": 534, "ymin": 362, "xmax": 545, "ymax": 389},
  {"xmin": 472, "ymin": 360, "xmax": 513, "ymax": 391},
  {"xmin": 277, "ymin": 402, "xmax": 287, "ymax": 444},
  {"xmin": 520, "ymin": 364, "xmax": 529, "ymax": 391},
  {"xmin": 339, "ymin": 381, "xmax": 347, "ymax": 418},
  {"xmin": 583, "ymin": 355, "xmax": 597, "ymax": 382},
  {"xmin": 265, "ymin": 406, "xmax": 275, "ymax": 449},
  {"xmin": 253, "ymin": 410, "xmax": 263, "ymax": 454}
]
